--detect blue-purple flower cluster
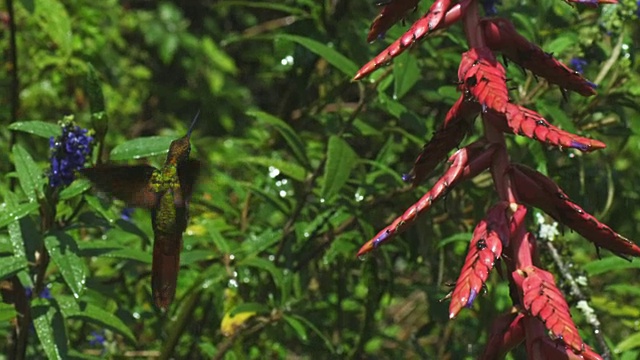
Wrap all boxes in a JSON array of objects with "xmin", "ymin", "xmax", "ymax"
[
  {"xmin": 89, "ymin": 330, "xmax": 106, "ymax": 347},
  {"xmin": 49, "ymin": 122, "xmax": 94, "ymax": 188},
  {"xmin": 569, "ymin": 57, "xmax": 588, "ymax": 74},
  {"xmin": 25, "ymin": 286, "xmax": 52, "ymax": 300}
]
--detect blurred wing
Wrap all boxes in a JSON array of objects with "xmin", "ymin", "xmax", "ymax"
[
  {"xmin": 177, "ymin": 159, "xmax": 201, "ymax": 202},
  {"xmin": 81, "ymin": 165, "xmax": 159, "ymax": 209}
]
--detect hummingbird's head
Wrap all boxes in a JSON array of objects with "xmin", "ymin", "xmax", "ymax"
[{"xmin": 165, "ymin": 111, "xmax": 200, "ymax": 165}]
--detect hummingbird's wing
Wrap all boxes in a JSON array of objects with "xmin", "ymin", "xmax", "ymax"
[
  {"xmin": 177, "ymin": 159, "xmax": 201, "ymax": 202},
  {"xmin": 81, "ymin": 165, "xmax": 159, "ymax": 209}
]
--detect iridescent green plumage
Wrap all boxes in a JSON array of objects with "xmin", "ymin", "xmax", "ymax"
[{"xmin": 82, "ymin": 113, "xmax": 201, "ymax": 310}]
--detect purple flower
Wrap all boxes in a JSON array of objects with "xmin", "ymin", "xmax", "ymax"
[
  {"xmin": 89, "ymin": 330, "xmax": 106, "ymax": 347},
  {"xmin": 24, "ymin": 286, "xmax": 52, "ymax": 299},
  {"xmin": 49, "ymin": 121, "xmax": 94, "ymax": 188},
  {"xmin": 120, "ymin": 207, "xmax": 135, "ymax": 221},
  {"xmin": 569, "ymin": 57, "xmax": 587, "ymax": 74}
]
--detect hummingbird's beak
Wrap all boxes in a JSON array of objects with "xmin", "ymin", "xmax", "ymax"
[{"xmin": 187, "ymin": 110, "xmax": 200, "ymax": 138}]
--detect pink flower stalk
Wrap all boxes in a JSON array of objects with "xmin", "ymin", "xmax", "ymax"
[{"xmin": 355, "ymin": 0, "xmax": 638, "ymax": 358}]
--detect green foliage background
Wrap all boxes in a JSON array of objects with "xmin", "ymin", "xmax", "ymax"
[{"xmin": 1, "ymin": 0, "xmax": 639, "ymax": 358}]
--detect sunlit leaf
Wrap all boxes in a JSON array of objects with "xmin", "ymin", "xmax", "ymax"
[
  {"xmin": 0, "ymin": 202, "xmax": 39, "ymax": 229},
  {"xmin": 57, "ymin": 295, "xmax": 136, "ymax": 343},
  {"xmin": 283, "ymin": 314, "xmax": 308, "ymax": 342},
  {"xmin": 109, "ymin": 136, "xmax": 174, "ymax": 161},
  {"xmin": 12, "ymin": 144, "xmax": 45, "ymax": 201},
  {"xmin": 276, "ymin": 34, "xmax": 358, "ymax": 76},
  {"xmin": 8, "ymin": 121, "xmax": 61, "ymax": 138},
  {"xmin": 0, "ymin": 256, "xmax": 28, "ymax": 281},
  {"xmin": 44, "ymin": 232, "xmax": 86, "ymax": 298},
  {"xmin": 247, "ymin": 110, "xmax": 310, "ymax": 168},
  {"xmin": 32, "ymin": 298, "xmax": 68, "ymax": 359},
  {"xmin": 321, "ymin": 136, "xmax": 358, "ymax": 202},
  {"xmin": 393, "ymin": 51, "xmax": 420, "ymax": 100}
]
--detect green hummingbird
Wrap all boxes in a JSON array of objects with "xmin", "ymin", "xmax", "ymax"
[{"xmin": 81, "ymin": 113, "xmax": 201, "ymax": 310}]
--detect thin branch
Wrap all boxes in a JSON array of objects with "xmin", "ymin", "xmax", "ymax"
[{"xmin": 6, "ymin": 0, "xmax": 20, "ymax": 188}]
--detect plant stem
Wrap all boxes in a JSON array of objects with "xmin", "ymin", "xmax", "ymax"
[{"xmin": 6, "ymin": 0, "xmax": 19, "ymax": 189}]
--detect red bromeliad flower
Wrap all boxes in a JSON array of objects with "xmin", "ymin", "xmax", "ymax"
[{"xmin": 355, "ymin": 0, "xmax": 638, "ymax": 358}]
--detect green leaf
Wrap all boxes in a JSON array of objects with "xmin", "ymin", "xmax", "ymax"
[
  {"xmin": 0, "ymin": 302, "xmax": 17, "ymax": 322},
  {"xmin": 437, "ymin": 232, "xmax": 474, "ymax": 248},
  {"xmin": 0, "ymin": 256, "xmax": 28, "ymax": 281},
  {"xmin": 84, "ymin": 195, "xmax": 119, "ymax": 223},
  {"xmin": 77, "ymin": 242, "xmax": 151, "ymax": 264},
  {"xmin": 8, "ymin": 121, "xmax": 61, "ymax": 138},
  {"xmin": 583, "ymin": 256, "xmax": 640, "ymax": 276},
  {"xmin": 544, "ymin": 33, "xmax": 578, "ymax": 56},
  {"xmin": 109, "ymin": 136, "xmax": 175, "ymax": 161},
  {"xmin": 283, "ymin": 314, "xmax": 308, "ymax": 342},
  {"xmin": 240, "ymin": 257, "xmax": 283, "ymax": 291},
  {"xmin": 57, "ymin": 295, "xmax": 136, "ymax": 343},
  {"xmin": 59, "ymin": 178, "xmax": 91, "ymax": 200},
  {"xmin": 321, "ymin": 136, "xmax": 358, "ymax": 202},
  {"xmin": 241, "ymin": 156, "xmax": 306, "ymax": 182},
  {"xmin": 0, "ymin": 201, "xmax": 39, "ymax": 229},
  {"xmin": 32, "ymin": 298, "xmax": 68, "ymax": 360},
  {"xmin": 85, "ymin": 63, "xmax": 106, "ymax": 114},
  {"xmin": 19, "ymin": 0, "xmax": 35, "ymax": 13},
  {"xmin": 247, "ymin": 110, "xmax": 310, "ymax": 168},
  {"xmin": 616, "ymin": 331, "xmax": 640, "ymax": 353},
  {"xmin": 393, "ymin": 51, "xmax": 420, "ymax": 100},
  {"xmin": 12, "ymin": 144, "xmax": 44, "ymax": 202},
  {"xmin": 244, "ymin": 183, "xmax": 291, "ymax": 216},
  {"xmin": 44, "ymin": 232, "xmax": 86, "ymax": 298},
  {"xmin": 276, "ymin": 34, "xmax": 358, "ymax": 76},
  {"xmin": 204, "ymin": 219, "xmax": 231, "ymax": 254},
  {"xmin": 289, "ymin": 314, "xmax": 335, "ymax": 353},
  {"xmin": 35, "ymin": 0, "xmax": 72, "ymax": 58}
]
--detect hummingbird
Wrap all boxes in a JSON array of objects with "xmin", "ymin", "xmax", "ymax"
[{"xmin": 81, "ymin": 112, "xmax": 201, "ymax": 310}]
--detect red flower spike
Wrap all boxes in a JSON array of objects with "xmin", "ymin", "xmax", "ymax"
[
  {"xmin": 408, "ymin": 95, "xmax": 480, "ymax": 186},
  {"xmin": 357, "ymin": 141, "xmax": 496, "ymax": 257},
  {"xmin": 480, "ymin": 18, "xmax": 596, "ymax": 97},
  {"xmin": 480, "ymin": 311, "xmax": 526, "ymax": 360},
  {"xmin": 509, "ymin": 164, "xmax": 640, "ymax": 258},
  {"xmin": 448, "ymin": 202, "xmax": 511, "ymax": 318},
  {"xmin": 524, "ymin": 316, "xmax": 603, "ymax": 360},
  {"xmin": 353, "ymin": 0, "xmax": 471, "ymax": 80},
  {"xmin": 367, "ymin": 0, "xmax": 420, "ymax": 43},
  {"xmin": 458, "ymin": 47, "xmax": 509, "ymax": 114},
  {"xmin": 483, "ymin": 104, "xmax": 606, "ymax": 152},
  {"xmin": 513, "ymin": 266, "xmax": 596, "ymax": 357}
]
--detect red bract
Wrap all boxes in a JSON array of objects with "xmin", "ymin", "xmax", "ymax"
[
  {"xmin": 367, "ymin": 0, "xmax": 420, "ymax": 43},
  {"xmin": 448, "ymin": 202, "xmax": 510, "ymax": 319},
  {"xmin": 354, "ymin": 0, "xmax": 635, "ymax": 358}
]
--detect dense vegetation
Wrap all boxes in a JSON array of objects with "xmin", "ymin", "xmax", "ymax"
[{"xmin": 1, "ymin": 0, "xmax": 639, "ymax": 358}]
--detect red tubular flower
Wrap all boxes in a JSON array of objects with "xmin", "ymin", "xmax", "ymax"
[
  {"xmin": 458, "ymin": 47, "xmax": 509, "ymax": 114},
  {"xmin": 367, "ymin": 0, "xmax": 420, "ymax": 43},
  {"xmin": 509, "ymin": 164, "xmax": 640, "ymax": 259},
  {"xmin": 484, "ymin": 104, "xmax": 606, "ymax": 152},
  {"xmin": 480, "ymin": 17, "xmax": 597, "ymax": 96},
  {"xmin": 354, "ymin": 0, "xmax": 637, "ymax": 357},
  {"xmin": 408, "ymin": 95, "xmax": 480, "ymax": 186},
  {"xmin": 448, "ymin": 202, "xmax": 510, "ymax": 318}
]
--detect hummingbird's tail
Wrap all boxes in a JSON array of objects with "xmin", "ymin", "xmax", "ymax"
[{"xmin": 151, "ymin": 233, "xmax": 181, "ymax": 310}]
